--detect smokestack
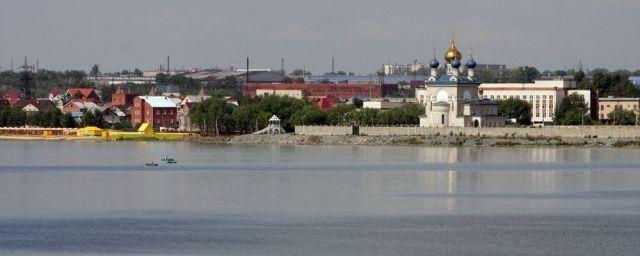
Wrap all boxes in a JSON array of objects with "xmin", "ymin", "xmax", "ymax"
[
  {"xmin": 166, "ymin": 56, "xmax": 170, "ymax": 75},
  {"xmin": 246, "ymin": 57, "xmax": 250, "ymax": 83},
  {"xmin": 281, "ymin": 58, "xmax": 285, "ymax": 76},
  {"xmin": 331, "ymin": 57, "xmax": 335, "ymax": 75}
]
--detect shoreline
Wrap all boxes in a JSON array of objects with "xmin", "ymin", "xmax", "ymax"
[
  {"xmin": 201, "ymin": 134, "xmax": 640, "ymax": 148},
  {"xmin": 3, "ymin": 134, "xmax": 640, "ymax": 148}
]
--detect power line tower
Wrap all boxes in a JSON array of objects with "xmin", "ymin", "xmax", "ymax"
[{"xmin": 20, "ymin": 57, "xmax": 34, "ymax": 99}]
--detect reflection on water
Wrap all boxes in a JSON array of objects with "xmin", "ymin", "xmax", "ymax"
[
  {"xmin": 2, "ymin": 141, "xmax": 640, "ymax": 255},
  {"xmin": 0, "ymin": 141, "xmax": 639, "ymax": 218}
]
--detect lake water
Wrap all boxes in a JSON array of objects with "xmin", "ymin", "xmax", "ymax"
[{"xmin": 1, "ymin": 141, "xmax": 640, "ymax": 255}]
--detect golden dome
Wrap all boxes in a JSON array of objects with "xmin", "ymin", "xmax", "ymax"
[{"xmin": 444, "ymin": 41, "xmax": 462, "ymax": 63}]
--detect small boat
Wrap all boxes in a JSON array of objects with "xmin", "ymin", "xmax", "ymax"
[
  {"xmin": 161, "ymin": 157, "xmax": 178, "ymax": 164},
  {"xmin": 146, "ymin": 162, "xmax": 158, "ymax": 166}
]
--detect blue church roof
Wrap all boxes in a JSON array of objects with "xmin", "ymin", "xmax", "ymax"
[{"xmin": 427, "ymin": 74, "xmax": 477, "ymax": 85}]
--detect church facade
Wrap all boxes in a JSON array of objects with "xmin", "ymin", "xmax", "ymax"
[{"xmin": 416, "ymin": 40, "xmax": 505, "ymax": 128}]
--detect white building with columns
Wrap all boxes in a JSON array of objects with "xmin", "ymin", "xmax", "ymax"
[{"xmin": 479, "ymin": 78, "xmax": 592, "ymax": 124}]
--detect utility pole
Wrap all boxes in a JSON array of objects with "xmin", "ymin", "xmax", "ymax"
[
  {"xmin": 20, "ymin": 57, "xmax": 32, "ymax": 99},
  {"xmin": 11, "ymin": 58, "xmax": 14, "ymax": 72}
]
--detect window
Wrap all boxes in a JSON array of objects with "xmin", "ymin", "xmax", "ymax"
[
  {"xmin": 536, "ymin": 95, "xmax": 540, "ymax": 99},
  {"xmin": 441, "ymin": 114, "xmax": 445, "ymax": 125},
  {"xmin": 543, "ymin": 95, "xmax": 547, "ymax": 100},
  {"xmin": 529, "ymin": 95, "xmax": 533, "ymax": 100},
  {"xmin": 155, "ymin": 110, "xmax": 160, "ymax": 115},
  {"xmin": 549, "ymin": 95, "xmax": 553, "ymax": 100}
]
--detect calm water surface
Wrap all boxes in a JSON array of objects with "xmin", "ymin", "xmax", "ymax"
[{"xmin": 1, "ymin": 141, "xmax": 640, "ymax": 255}]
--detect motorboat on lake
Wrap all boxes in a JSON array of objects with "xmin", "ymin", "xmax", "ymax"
[{"xmin": 161, "ymin": 157, "xmax": 178, "ymax": 164}]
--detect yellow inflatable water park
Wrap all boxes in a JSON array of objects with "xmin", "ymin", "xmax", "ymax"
[{"xmin": 101, "ymin": 123, "xmax": 192, "ymax": 141}]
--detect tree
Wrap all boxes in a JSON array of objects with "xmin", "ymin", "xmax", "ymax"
[
  {"xmin": 592, "ymin": 72, "xmax": 640, "ymax": 97},
  {"xmin": 552, "ymin": 70, "xmax": 568, "ymax": 76},
  {"xmin": 495, "ymin": 99, "xmax": 532, "ymax": 125},
  {"xmin": 90, "ymin": 65, "xmax": 100, "ymax": 77},
  {"xmin": 574, "ymin": 70, "xmax": 586, "ymax": 87},
  {"xmin": 508, "ymin": 66, "xmax": 540, "ymax": 83},
  {"xmin": 475, "ymin": 68, "xmax": 497, "ymax": 83},
  {"xmin": 256, "ymin": 95, "xmax": 308, "ymax": 131},
  {"xmin": 60, "ymin": 113, "xmax": 76, "ymax": 128},
  {"xmin": 233, "ymin": 104, "xmax": 270, "ymax": 134},
  {"xmin": 81, "ymin": 109, "xmax": 104, "ymax": 128},
  {"xmin": 156, "ymin": 73, "xmax": 169, "ymax": 84},
  {"xmin": 190, "ymin": 98, "xmax": 236, "ymax": 136},
  {"xmin": 352, "ymin": 98, "xmax": 363, "ymax": 108},
  {"xmin": 290, "ymin": 105, "xmax": 327, "ymax": 126},
  {"xmin": 377, "ymin": 104, "xmax": 424, "ymax": 125},
  {"xmin": 608, "ymin": 106, "xmax": 636, "ymax": 125},
  {"xmin": 134, "ymin": 68, "xmax": 144, "ymax": 77},
  {"xmin": 326, "ymin": 104, "xmax": 355, "ymax": 125},
  {"xmin": 349, "ymin": 108, "xmax": 380, "ymax": 126},
  {"xmin": 290, "ymin": 69, "xmax": 311, "ymax": 76},
  {"xmin": 556, "ymin": 93, "xmax": 591, "ymax": 125}
]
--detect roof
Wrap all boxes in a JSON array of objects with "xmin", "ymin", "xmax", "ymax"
[
  {"xmin": 49, "ymin": 87, "xmax": 65, "ymax": 96},
  {"xmin": 65, "ymin": 101, "xmax": 104, "ymax": 112},
  {"xmin": 66, "ymin": 88, "xmax": 97, "ymax": 98},
  {"xmin": 139, "ymin": 96, "xmax": 177, "ymax": 108},
  {"xmin": 425, "ymin": 74, "xmax": 477, "ymax": 85},
  {"xmin": 305, "ymin": 74, "xmax": 427, "ymax": 84},
  {"xmin": 181, "ymin": 95, "xmax": 212, "ymax": 105},
  {"xmin": 14, "ymin": 99, "xmax": 57, "ymax": 112},
  {"xmin": 106, "ymin": 106, "xmax": 127, "ymax": 117},
  {"xmin": 3, "ymin": 88, "xmax": 25, "ymax": 98},
  {"xmin": 599, "ymin": 97, "xmax": 640, "ymax": 102},
  {"xmin": 138, "ymin": 123, "xmax": 153, "ymax": 133}
]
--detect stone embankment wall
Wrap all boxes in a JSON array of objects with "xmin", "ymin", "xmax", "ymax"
[{"xmin": 295, "ymin": 126, "xmax": 640, "ymax": 138}]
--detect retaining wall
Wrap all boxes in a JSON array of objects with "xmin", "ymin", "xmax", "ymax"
[{"xmin": 295, "ymin": 125, "xmax": 640, "ymax": 138}]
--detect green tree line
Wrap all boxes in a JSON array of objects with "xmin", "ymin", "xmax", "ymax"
[
  {"xmin": 189, "ymin": 95, "xmax": 426, "ymax": 135},
  {"xmin": 0, "ymin": 106, "xmax": 106, "ymax": 128},
  {"xmin": 0, "ymin": 106, "xmax": 76, "ymax": 128}
]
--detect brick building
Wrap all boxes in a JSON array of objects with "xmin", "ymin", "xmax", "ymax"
[
  {"xmin": 131, "ymin": 96, "xmax": 178, "ymax": 129},
  {"xmin": 110, "ymin": 87, "xmax": 138, "ymax": 107},
  {"xmin": 243, "ymin": 83, "xmax": 397, "ymax": 108}
]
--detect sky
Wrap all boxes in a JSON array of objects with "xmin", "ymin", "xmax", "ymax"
[{"xmin": 1, "ymin": 0, "xmax": 639, "ymax": 74}]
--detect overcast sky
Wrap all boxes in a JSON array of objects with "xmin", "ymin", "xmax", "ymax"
[{"xmin": 1, "ymin": 0, "xmax": 639, "ymax": 74}]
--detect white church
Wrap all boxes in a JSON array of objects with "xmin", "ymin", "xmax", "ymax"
[{"xmin": 416, "ymin": 40, "xmax": 505, "ymax": 128}]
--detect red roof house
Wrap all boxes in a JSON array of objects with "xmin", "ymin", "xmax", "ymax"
[
  {"xmin": 3, "ymin": 88, "xmax": 25, "ymax": 105},
  {"xmin": 65, "ymin": 88, "xmax": 102, "ymax": 103}
]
